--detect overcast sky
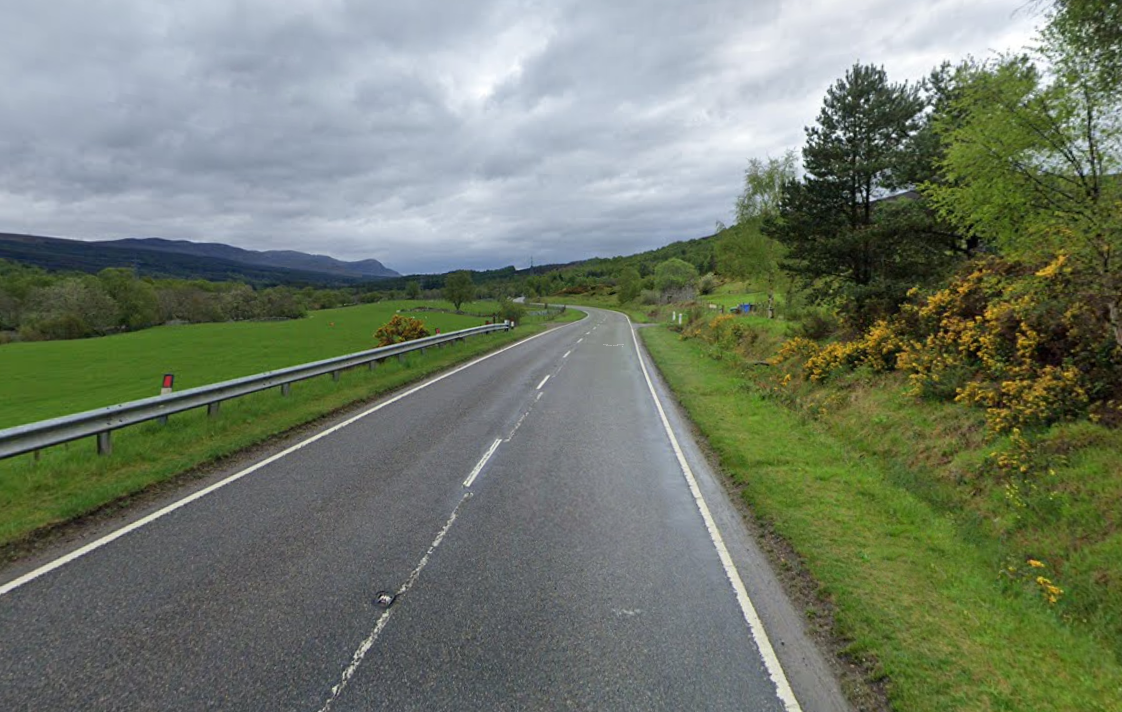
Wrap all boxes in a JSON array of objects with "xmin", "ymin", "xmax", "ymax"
[{"xmin": 0, "ymin": 0, "xmax": 1040, "ymax": 275}]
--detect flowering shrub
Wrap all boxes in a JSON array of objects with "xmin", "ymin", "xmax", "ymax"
[
  {"xmin": 1001, "ymin": 555, "xmax": 1065, "ymax": 606},
  {"xmin": 769, "ymin": 336, "xmax": 821, "ymax": 366},
  {"xmin": 774, "ymin": 256, "xmax": 1121, "ymax": 432},
  {"xmin": 374, "ymin": 315, "xmax": 430, "ymax": 346},
  {"xmin": 803, "ymin": 340, "xmax": 864, "ymax": 382},
  {"xmin": 775, "ymin": 319, "xmax": 911, "ymax": 383},
  {"xmin": 980, "ymin": 427, "xmax": 1066, "ymax": 517},
  {"xmin": 957, "ymin": 366, "xmax": 1089, "ymax": 433},
  {"xmin": 895, "ymin": 256, "xmax": 1118, "ymax": 432},
  {"xmin": 680, "ymin": 312, "xmax": 786, "ymax": 365},
  {"xmin": 707, "ymin": 313, "xmax": 753, "ymax": 351}
]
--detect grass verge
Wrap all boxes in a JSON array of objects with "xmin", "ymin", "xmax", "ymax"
[
  {"xmin": 0, "ymin": 300, "xmax": 505, "ymax": 428},
  {"xmin": 0, "ymin": 311, "xmax": 582, "ymax": 551},
  {"xmin": 640, "ymin": 324, "xmax": 1122, "ymax": 712}
]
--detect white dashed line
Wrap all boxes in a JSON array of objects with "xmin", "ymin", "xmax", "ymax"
[
  {"xmin": 563, "ymin": 350, "xmax": 571, "ymax": 358},
  {"xmin": 463, "ymin": 438, "xmax": 503, "ymax": 488},
  {"xmin": 0, "ymin": 323, "xmax": 573, "ymax": 599},
  {"xmin": 536, "ymin": 374, "xmax": 551, "ymax": 390},
  {"xmin": 317, "ymin": 492, "xmax": 471, "ymax": 712}
]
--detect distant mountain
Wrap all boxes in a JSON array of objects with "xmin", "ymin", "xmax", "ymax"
[
  {"xmin": 0, "ymin": 232, "xmax": 399, "ymax": 286},
  {"xmin": 102, "ymin": 238, "xmax": 399, "ymax": 279}
]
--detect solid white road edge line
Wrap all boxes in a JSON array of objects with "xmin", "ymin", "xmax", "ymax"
[
  {"xmin": 626, "ymin": 315, "xmax": 802, "ymax": 712},
  {"xmin": 536, "ymin": 374, "xmax": 551, "ymax": 390},
  {"xmin": 316, "ymin": 492, "xmax": 472, "ymax": 712},
  {"xmin": 0, "ymin": 322, "xmax": 576, "ymax": 599},
  {"xmin": 463, "ymin": 439, "xmax": 503, "ymax": 488}
]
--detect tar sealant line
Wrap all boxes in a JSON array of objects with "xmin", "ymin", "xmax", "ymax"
[
  {"xmin": 507, "ymin": 412, "xmax": 531, "ymax": 441},
  {"xmin": 505, "ymin": 391, "xmax": 546, "ymax": 442},
  {"xmin": 0, "ymin": 322, "xmax": 576, "ymax": 599},
  {"xmin": 626, "ymin": 318, "xmax": 803, "ymax": 712},
  {"xmin": 463, "ymin": 439, "xmax": 503, "ymax": 488},
  {"xmin": 316, "ymin": 492, "xmax": 472, "ymax": 712}
]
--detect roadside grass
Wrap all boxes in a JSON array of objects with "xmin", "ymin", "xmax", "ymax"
[
  {"xmin": 0, "ymin": 300, "xmax": 498, "ymax": 429},
  {"xmin": 789, "ymin": 368, "xmax": 1122, "ymax": 667},
  {"xmin": 0, "ymin": 309, "xmax": 582, "ymax": 550},
  {"xmin": 640, "ymin": 325, "xmax": 1122, "ymax": 711}
]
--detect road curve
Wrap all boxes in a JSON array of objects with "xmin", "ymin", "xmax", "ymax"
[{"xmin": 0, "ymin": 307, "xmax": 846, "ymax": 711}]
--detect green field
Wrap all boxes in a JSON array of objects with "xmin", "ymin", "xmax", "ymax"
[
  {"xmin": 0, "ymin": 300, "xmax": 503, "ymax": 429},
  {"xmin": 639, "ymin": 324, "xmax": 1122, "ymax": 711},
  {"xmin": 0, "ymin": 302, "xmax": 581, "ymax": 549}
]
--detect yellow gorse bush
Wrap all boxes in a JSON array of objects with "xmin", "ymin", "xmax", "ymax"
[
  {"xmin": 373, "ymin": 314, "xmax": 431, "ymax": 346},
  {"xmin": 773, "ymin": 255, "xmax": 1122, "ymax": 433}
]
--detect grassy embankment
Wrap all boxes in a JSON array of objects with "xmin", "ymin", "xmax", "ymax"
[
  {"xmin": 0, "ymin": 300, "xmax": 581, "ymax": 549},
  {"xmin": 640, "ymin": 323, "xmax": 1122, "ymax": 711}
]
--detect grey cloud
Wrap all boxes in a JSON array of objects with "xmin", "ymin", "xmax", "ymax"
[{"xmin": 0, "ymin": 0, "xmax": 1040, "ymax": 274}]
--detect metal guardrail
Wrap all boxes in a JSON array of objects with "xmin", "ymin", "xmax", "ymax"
[{"xmin": 0, "ymin": 322, "xmax": 512, "ymax": 460}]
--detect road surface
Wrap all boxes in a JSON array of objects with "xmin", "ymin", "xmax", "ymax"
[{"xmin": 0, "ymin": 307, "xmax": 846, "ymax": 711}]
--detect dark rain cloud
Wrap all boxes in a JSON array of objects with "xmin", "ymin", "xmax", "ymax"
[{"xmin": 0, "ymin": 0, "xmax": 1039, "ymax": 274}]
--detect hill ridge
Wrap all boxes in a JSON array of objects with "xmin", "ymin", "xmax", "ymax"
[{"xmin": 0, "ymin": 232, "xmax": 399, "ymax": 286}]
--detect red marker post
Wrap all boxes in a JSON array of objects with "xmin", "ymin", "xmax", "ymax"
[{"xmin": 158, "ymin": 374, "xmax": 174, "ymax": 424}]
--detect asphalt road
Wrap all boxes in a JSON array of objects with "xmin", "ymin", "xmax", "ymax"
[{"xmin": 0, "ymin": 308, "xmax": 847, "ymax": 711}]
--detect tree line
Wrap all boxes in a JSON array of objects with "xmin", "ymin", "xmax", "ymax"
[
  {"xmin": 699, "ymin": 0, "xmax": 1122, "ymax": 433},
  {"xmin": 0, "ymin": 261, "xmax": 364, "ymax": 342},
  {"xmin": 718, "ymin": 0, "xmax": 1120, "ymax": 344}
]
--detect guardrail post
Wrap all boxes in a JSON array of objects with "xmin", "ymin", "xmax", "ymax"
[
  {"xmin": 207, "ymin": 402, "xmax": 221, "ymax": 418},
  {"xmin": 368, "ymin": 359, "xmax": 378, "ymax": 370},
  {"xmin": 332, "ymin": 370, "xmax": 340, "ymax": 382},
  {"xmin": 281, "ymin": 383, "xmax": 291, "ymax": 397},
  {"xmin": 419, "ymin": 347, "xmax": 426, "ymax": 356},
  {"xmin": 397, "ymin": 354, "xmax": 405, "ymax": 364},
  {"xmin": 97, "ymin": 431, "xmax": 112, "ymax": 456}
]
